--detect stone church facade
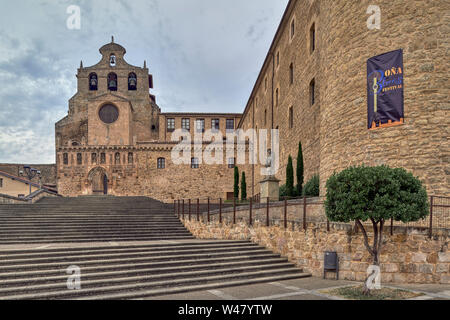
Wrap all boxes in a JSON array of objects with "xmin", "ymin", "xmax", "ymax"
[{"xmin": 55, "ymin": 40, "xmax": 241, "ymax": 201}]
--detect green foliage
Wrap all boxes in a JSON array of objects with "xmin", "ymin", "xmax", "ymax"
[
  {"xmin": 234, "ymin": 166, "xmax": 239, "ymax": 199},
  {"xmin": 241, "ymin": 172, "xmax": 247, "ymax": 201},
  {"xmin": 296, "ymin": 142, "xmax": 304, "ymax": 196},
  {"xmin": 325, "ymin": 165, "xmax": 429, "ymax": 223},
  {"xmin": 303, "ymin": 174, "xmax": 320, "ymax": 197},
  {"xmin": 286, "ymin": 155, "xmax": 294, "ymax": 197},
  {"xmin": 279, "ymin": 184, "xmax": 287, "ymax": 198}
]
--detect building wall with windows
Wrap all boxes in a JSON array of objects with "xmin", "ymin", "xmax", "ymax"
[
  {"xmin": 237, "ymin": 0, "xmax": 449, "ymax": 197},
  {"xmin": 0, "ymin": 170, "xmax": 40, "ymax": 198}
]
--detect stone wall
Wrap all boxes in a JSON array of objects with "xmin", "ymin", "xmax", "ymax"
[{"xmin": 182, "ymin": 218, "xmax": 449, "ymax": 285}]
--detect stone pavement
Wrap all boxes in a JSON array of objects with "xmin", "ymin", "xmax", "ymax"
[{"xmin": 150, "ymin": 277, "xmax": 450, "ymax": 300}]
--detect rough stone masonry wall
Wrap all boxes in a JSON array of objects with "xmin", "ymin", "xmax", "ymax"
[{"xmin": 182, "ymin": 219, "xmax": 449, "ymax": 285}]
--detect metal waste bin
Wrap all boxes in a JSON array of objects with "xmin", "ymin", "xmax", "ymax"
[{"xmin": 324, "ymin": 251, "xmax": 339, "ymax": 280}]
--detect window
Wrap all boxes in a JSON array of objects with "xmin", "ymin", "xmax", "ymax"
[
  {"xmin": 228, "ymin": 158, "xmax": 235, "ymax": 169},
  {"xmin": 276, "ymin": 88, "xmax": 279, "ymax": 106},
  {"xmin": 182, "ymin": 118, "xmax": 190, "ymax": 131},
  {"xmin": 89, "ymin": 73, "xmax": 98, "ymax": 91},
  {"xmin": 0, "ymin": 178, "xmax": 3, "ymax": 188},
  {"xmin": 115, "ymin": 152, "xmax": 121, "ymax": 165},
  {"xmin": 310, "ymin": 23, "xmax": 316, "ymax": 53},
  {"xmin": 289, "ymin": 63, "xmax": 294, "ymax": 85},
  {"xmin": 291, "ymin": 19, "xmax": 295, "ymax": 39},
  {"xmin": 226, "ymin": 119, "xmax": 235, "ymax": 131},
  {"xmin": 99, "ymin": 104, "xmax": 119, "ymax": 124},
  {"xmin": 77, "ymin": 153, "xmax": 82, "ymax": 165},
  {"xmin": 167, "ymin": 118, "xmax": 175, "ymax": 132},
  {"xmin": 276, "ymin": 51, "xmax": 280, "ymax": 67},
  {"xmin": 212, "ymin": 119, "xmax": 220, "ymax": 131},
  {"xmin": 108, "ymin": 73, "xmax": 117, "ymax": 91},
  {"xmin": 191, "ymin": 157, "xmax": 199, "ymax": 169},
  {"xmin": 128, "ymin": 152, "xmax": 133, "ymax": 164},
  {"xmin": 289, "ymin": 106, "xmax": 294, "ymax": 129},
  {"xmin": 128, "ymin": 73, "xmax": 137, "ymax": 91},
  {"xmin": 264, "ymin": 109, "xmax": 267, "ymax": 126},
  {"xmin": 157, "ymin": 158, "xmax": 165, "ymax": 169},
  {"xmin": 310, "ymin": 79, "xmax": 316, "ymax": 106},
  {"xmin": 91, "ymin": 153, "xmax": 97, "ymax": 165},
  {"xmin": 100, "ymin": 153, "xmax": 106, "ymax": 164},
  {"xmin": 110, "ymin": 54, "xmax": 116, "ymax": 67},
  {"xmin": 264, "ymin": 77, "xmax": 268, "ymax": 91},
  {"xmin": 63, "ymin": 153, "xmax": 69, "ymax": 165},
  {"xmin": 196, "ymin": 119, "xmax": 205, "ymax": 133}
]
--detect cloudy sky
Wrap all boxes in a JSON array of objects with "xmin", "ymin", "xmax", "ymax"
[{"xmin": 0, "ymin": 0, "xmax": 289, "ymax": 164}]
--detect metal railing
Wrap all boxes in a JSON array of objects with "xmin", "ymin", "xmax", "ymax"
[{"xmin": 174, "ymin": 195, "xmax": 449, "ymax": 238}]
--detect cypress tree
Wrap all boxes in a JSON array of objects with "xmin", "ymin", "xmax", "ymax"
[
  {"xmin": 241, "ymin": 172, "xmax": 247, "ymax": 201},
  {"xmin": 234, "ymin": 166, "xmax": 239, "ymax": 199},
  {"xmin": 297, "ymin": 142, "xmax": 304, "ymax": 196},
  {"xmin": 286, "ymin": 155, "xmax": 294, "ymax": 197}
]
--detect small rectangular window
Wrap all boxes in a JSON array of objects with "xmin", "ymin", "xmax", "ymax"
[
  {"xmin": 291, "ymin": 19, "xmax": 295, "ymax": 39},
  {"xmin": 310, "ymin": 79, "xmax": 316, "ymax": 106},
  {"xmin": 310, "ymin": 23, "xmax": 316, "ymax": 53},
  {"xmin": 289, "ymin": 106, "xmax": 294, "ymax": 129},
  {"xmin": 77, "ymin": 153, "xmax": 82, "ymax": 165},
  {"xmin": 157, "ymin": 158, "xmax": 166, "ymax": 169},
  {"xmin": 196, "ymin": 119, "xmax": 205, "ymax": 133},
  {"xmin": 100, "ymin": 153, "xmax": 106, "ymax": 164},
  {"xmin": 212, "ymin": 119, "xmax": 220, "ymax": 131},
  {"xmin": 228, "ymin": 158, "xmax": 235, "ymax": 169},
  {"xmin": 167, "ymin": 118, "xmax": 175, "ymax": 132},
  {"xmin": 182, "ymin": 118, "xmax": 190, "ymax": 131},
  {"xmin": 191, "ymin": 157, "xmax": 199, "ymax": 169},
  {"xmin": 276, "ymin": 51, "xmax": 280, "ymax": 67},
  {"xmin": 91, "ymin": 153, "xmax": 97, "ymax": 165},
  {"xmin": 0, "ymin": 178, "xmax": 3, "ymax": 188},
  {"xmin": 63, "ymin": 153, "xmax": 69, "ymax": 165},
  {"xmin": 226, "ymin": 119, "xmax": 235, "ymax": 131},
  {"xmin": 289, "ymin": 63, "xmax": 294, "ymax": 85}
]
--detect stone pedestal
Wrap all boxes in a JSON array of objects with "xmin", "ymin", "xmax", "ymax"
[{"xmin": 260, "ymin": 176, "xmax": 280, "ymax": 203}]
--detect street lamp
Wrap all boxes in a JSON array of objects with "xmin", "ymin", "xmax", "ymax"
[{"xmin": 22, "ymin": 166, "xmax": 41, "ymax": 195}]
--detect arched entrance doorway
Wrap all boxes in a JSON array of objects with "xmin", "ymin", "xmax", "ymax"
[{"xmin": 88, "ymin": 167, "xmax": 108, "ymax": 195}]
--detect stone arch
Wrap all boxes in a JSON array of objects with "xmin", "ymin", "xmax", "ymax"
[{"xmin": 88, "ymin": 167, "xmax": 108, "ymax": 195}]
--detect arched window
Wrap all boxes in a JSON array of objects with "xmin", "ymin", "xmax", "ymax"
[
  {"xmin": 108, "ymin": 73, "xmax": 118, "ymax": 91},
  {"xmin": 89, "ymin": 73, "xmax": 98, "ymax": 91},
  {"xmin": 128, "ymin": 152, "xmax": 133, "ymax": 164},
  {"xmin": 115, "ymin": 152, "xmax": 121, "ymax": 164},
  {"xmin": 128, "ymin": 73, "xmax": 137, "ymax": 90},
  {"xmin": 63, "ymin": 153, "xmax": 69, "ymax": 165},
  {"xmin": 77, "ymin": 153, "xmax": 82, "ymax": 165},
  {"xmin": 157, "ymin": 158, "xmax": 165, "ymax": 169},
  {"xmin": 110, "ymin": 54, "xmax": 116, "ymax": 67},
  {"xmin": 100, "ymin": 153, "xmax": 106, "ymax": 164}
]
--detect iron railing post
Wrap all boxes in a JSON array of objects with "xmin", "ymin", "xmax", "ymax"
[
  {"xmin": 233, "ymin": 197, "xmax": 236, "ymax": 224},
  {"xmin": 174, "ymin": 200, "xmax": 176, "ymax": 216},
  {"xmin": 303, "ymin": 196, "xmax": 307, "ymax": 230},
  {"xmin": 284, "ymin": 198, "xmax": 287, "ymax": 229},
  {"xmin": 249, "ymin": 197, "xmax": 253, "ymax": 226},
  {"xmin": 429, "ymin": 196, "xmax": 434, "ymax": 239},
  {"xmin": 219, "ymin": 198, "xmax": 222, "ymax": 224},
  {"xmin": 188, "ymin": 199, "xmax": 191, "ymax": 221},
  {"xmin": 197, "ymin": 198, "xmax": 200, "ymax": 222},
  {"xmin": 207, "ymin": 197, "xmax": 210, "ymax": 223},
  {"xmin": 182, "ymin": 199, "xmax": 185, "ymax": 220},
  {"xmin": 266, "ymin": 197, "xmax": 270, "ymax": 227}
]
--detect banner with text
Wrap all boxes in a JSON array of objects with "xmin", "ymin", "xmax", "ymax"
[{"xmin": 367, "ymin": 49, "xmax": 404, "ymax": 129}]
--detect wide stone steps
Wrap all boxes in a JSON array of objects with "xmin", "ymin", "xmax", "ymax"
[
  {"xmin": 0, "ymin": 196, "xmax": 310, "ymax": 299},
  {"xmin": 0, "ymin": 241, "xmax": 310, "ymax": 300}
]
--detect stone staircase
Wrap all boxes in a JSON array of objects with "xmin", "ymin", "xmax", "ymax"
[{"xmin": 0, "ymin": 196, "xmax": 310, "ymax": 299}]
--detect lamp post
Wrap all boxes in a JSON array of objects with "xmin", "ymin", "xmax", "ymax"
[{"xmin": 22, "ymin": 166, "xmax": 41, "ymax": 195}]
